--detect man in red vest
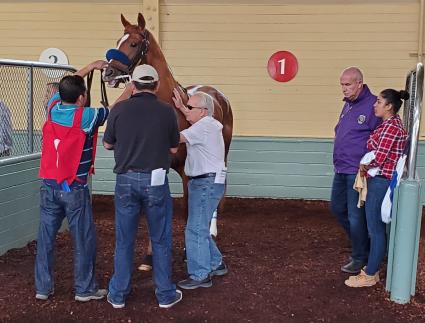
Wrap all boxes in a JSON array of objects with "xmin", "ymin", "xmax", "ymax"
[{"xmin": 35, "ymin": 60, "xmax": 131, "ymax": 302}]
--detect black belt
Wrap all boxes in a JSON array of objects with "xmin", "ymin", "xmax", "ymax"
[
  {"xmin": 127, "ymin": 169, "xmax": 151, "ymax": 173},
  {"xmin": 127, "ymin": 169, "xmax": 169, "ymax": 174},
  {"xmin": 188, "ymin": 172, "xmax": 216, "ymax": 180}
]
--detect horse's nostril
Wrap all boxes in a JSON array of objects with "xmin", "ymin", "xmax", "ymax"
[{"xmin": 105, "ymin": 69, "xmax": 114, "ymax": 77}]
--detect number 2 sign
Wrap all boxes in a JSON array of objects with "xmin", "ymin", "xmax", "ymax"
[{"xmin": 267, "ymin": 51, "xmax": 298, "ymax": 82}]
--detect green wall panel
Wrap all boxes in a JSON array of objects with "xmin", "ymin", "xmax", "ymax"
[
  {"xmin": 2, "ymin": 136, "xmax": 425, "ymax": 255},
  {"xmin": 0, "ymin": 156, "xmax": 41, "ymax": 256}
]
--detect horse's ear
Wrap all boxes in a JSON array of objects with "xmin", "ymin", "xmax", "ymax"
[
  {"xmin": 137, "ymin": 13, "xmax": 146, "ymax": 30},
  {"xmin": 121, "ymin": 14, "xmax": 131, "ymax": 27}
]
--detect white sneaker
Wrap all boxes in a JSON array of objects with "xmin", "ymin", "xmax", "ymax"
[
  {"xmin": 75, "ymin": 289, "xmax": 108, "ymax": 302},
  {"xmin": 35, "ymin": 291, "xmax": 54, "ymax": 300},
  {"xmin": 107, "ymin": 294, "xmax": 125, "ymax": 309}
]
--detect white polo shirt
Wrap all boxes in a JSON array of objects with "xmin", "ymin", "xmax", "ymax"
[{"xmin": 181, "ymin": 116, "xmax": 225, "ymax": 177}]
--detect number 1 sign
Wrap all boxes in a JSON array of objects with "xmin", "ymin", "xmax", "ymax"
[{"xmin": 267, "ymin": 51, "xmax": 298, "ymax": 82}]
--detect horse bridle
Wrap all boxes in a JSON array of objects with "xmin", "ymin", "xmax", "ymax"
[
  {"xmin": 86, "ymin": 69, "xmax": 109, "ymax": 108},
  {"xmin": 106, "ymin": 29, "xmax": 150, "ymax": 74},
  {"xmin": 127, "ymin": 29, "xmax": 150, "ymax": 73},
  {"xmin": 91, "ymin": 29, "xmax": 151, "ymax": 107}
]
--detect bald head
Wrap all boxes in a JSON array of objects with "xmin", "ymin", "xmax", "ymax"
[
  {"xmin": 341, "ymin": 67, "xmax": 363, "ymax": 82},
  {"xmin": 340, "ymin": 66, "xmax": 364, "ymax": 101}
]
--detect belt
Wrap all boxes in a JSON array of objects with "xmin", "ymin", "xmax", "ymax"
[
  {"xmin": 127, "ymin": 169, "xmax": 169, "ymax": 174},
  {"xmin": 188, "ymin": 172, "xmax": 216, "ymax": 180},
  {"xmin": 128, "ymin": 169, "xmax": 151, "ymax": 173},
  {"xmin": 43, "ymin": 179, "xmax": 88, "ymax": 191}
]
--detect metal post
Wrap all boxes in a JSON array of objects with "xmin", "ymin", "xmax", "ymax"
[
  {"xmin": 386, "ymin": 62, "xmax": 424, "ymax": 304},
  {"xmin": 406, "ymin": 63, "xmax": 424, "ymax": 179},
  {"xmin": 27, "ymin": 66, "xmax": 34, "ymax": 153},
  {"xmin": 388, "ymin": 180, "xmax": 421, "ymax": 304}
]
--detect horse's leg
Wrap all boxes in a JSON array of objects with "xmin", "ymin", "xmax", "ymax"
[{"xmin": 177, "ymin": 166, "xmax": 189, "ymax": 219}]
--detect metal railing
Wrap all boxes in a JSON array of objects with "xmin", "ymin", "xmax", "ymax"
[
  {"xmin": 0, "ymin": 59, "xmax": 76, "ymax": 158},
  {"xmin": 403, "ymin": 62, "xmax": 424, "ymax": 179}
]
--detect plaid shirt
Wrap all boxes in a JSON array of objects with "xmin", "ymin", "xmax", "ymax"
[{"xmin": 367, "ymin": 115, "xmax": 407, "ymax": 179}]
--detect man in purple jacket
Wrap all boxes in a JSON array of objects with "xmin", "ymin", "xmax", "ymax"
[{"xmin": 331, "ymin": 67, "xmax": 381, "ymax": 274}]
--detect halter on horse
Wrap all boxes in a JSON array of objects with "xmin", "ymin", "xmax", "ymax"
[{"xmin": 103, "ymin": 13, "xmax": 233, "ymax": 212}]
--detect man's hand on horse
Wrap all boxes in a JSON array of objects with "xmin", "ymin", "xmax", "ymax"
[
  {"xmin": 172, "ymin": 88, "xmax": 189, "ymax": 116},
  {"xmin": 75, "ymin": 60, "xmax": 108, "ymax": 78},
  {"xmin": 91, "ymin": 60, "xmax": 108, "ymax": 71}
]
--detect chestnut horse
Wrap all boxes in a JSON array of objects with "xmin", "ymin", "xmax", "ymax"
[{"xmin": 103, "ymin": 13, "xmax": 233, "ymax": 212}]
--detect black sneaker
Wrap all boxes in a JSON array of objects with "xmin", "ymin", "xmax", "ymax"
[
  {"xmin": 341, "ymin": 259, "xmax": 365, "ymax": 274},
  {"xmin": 177, "ymin": 277, "xmax": 212, "ymax": 290},
  {"xmin": 138, "ymin": 254, "xmax": 153, "ymax": 271},
  {"xmin": 210, "ymin": 262, "xmax": 228, "ymax": 277},
  {"xmin": 159, "ymin": 289, "xmax": 183, "ymax": 309}
]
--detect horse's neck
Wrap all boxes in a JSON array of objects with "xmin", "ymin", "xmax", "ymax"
[{"xmin": 146, "ymin": 37, "xmax": 186, "ymax": 104}]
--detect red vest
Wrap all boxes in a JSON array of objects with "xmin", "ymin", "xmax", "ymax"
[{"xmin": 39, "ymin": 101, "xmax": 97, "ymax": 184}]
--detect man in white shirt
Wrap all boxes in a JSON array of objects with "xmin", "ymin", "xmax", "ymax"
[{"xmin": 173, "ymin": 89, "xmax": 228, "ymax": 289}]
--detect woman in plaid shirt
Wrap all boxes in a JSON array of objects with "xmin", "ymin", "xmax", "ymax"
[{"xmin": 345, "ymin": 89, "xmax": 409, "ymax": 288}]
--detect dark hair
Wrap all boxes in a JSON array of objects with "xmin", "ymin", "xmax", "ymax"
[
  {"xmin": 59, "ymin": 75, "xmax": 86, "ymax": 103},
  {"xmin": 133, "ymin": 81, "xmax": 158, "ymax": 92},
  {"xmin": 380, "ymin": 89, "xmax": 410, "ymax": 114}
]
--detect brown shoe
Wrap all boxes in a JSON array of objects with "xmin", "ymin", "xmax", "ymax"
[
  {"xmin": 362, "ymin": 266, "xmax": 380, "ymax": 283},
  {"xmin": 345, "ymin": 269, "xmax": 377, "ymax": 288}
]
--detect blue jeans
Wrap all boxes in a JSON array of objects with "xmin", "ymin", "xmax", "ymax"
[
  {"xmin": 330, "ymin": 173, "xmax": 369, "ymax": 263},
  {"xmin": 365, "ymin": 176, "xmax": 390, "ymax": 275},
  {"xmin": 108, "ymin": 172, "xmax": 176, "ymax": 305},
  {"xmin": 185, "ymin": 177, "xmax": 225, "ymax": 280},
  {"xmin": 35, "ymin": 180, "xmax": 98, "ymax": 296}
]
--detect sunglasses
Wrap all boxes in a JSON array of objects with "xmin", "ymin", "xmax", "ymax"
[{"xmin": 187, "ymin": 105, "xmax": 206, "ymax": 110}]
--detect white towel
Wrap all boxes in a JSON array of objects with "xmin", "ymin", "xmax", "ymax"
[{"xmin": 360, "ymin": 151, "xmax": 380, "ymax": 177}]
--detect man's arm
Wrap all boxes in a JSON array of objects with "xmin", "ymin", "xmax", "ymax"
[
  {"xmin": 109, "ymin": 83, "xmax": 133, "ymax": 111},
  {"xmin": 172, "ymin": 88, "xmax": 190, "ymax": 118},
  {"xmin": 179, "ymin": 133, "xmax": 187, "ymax": 143},
  {"xmin": 74, "ymin": 60, "xmax": 108, "ymax": 78},
  {"xmin": 103, "ymin": 141, "xmax": 114, "ymax": 150},
  {"xmin": 103, "ymin": 109, "xmax": 116, "ymax": 150}
]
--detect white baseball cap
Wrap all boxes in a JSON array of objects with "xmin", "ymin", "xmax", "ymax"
[{"xmin": 131, "ymin": 64, "xmax": 159, "ymax": 83}]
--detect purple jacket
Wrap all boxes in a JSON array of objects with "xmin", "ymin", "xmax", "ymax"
[{"xmin": 333, "ymin": 85, "xmax": 381, "ymax": 174}]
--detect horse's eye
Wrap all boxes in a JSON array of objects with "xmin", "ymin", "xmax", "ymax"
[{"xmin": 130, "ymin": 43, "xmax": 137, "ymax": 48}]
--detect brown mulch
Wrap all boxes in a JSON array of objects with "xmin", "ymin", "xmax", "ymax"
[{"xmin": 0, "ymin": 196, "xmax": 424, "ymax": 322}]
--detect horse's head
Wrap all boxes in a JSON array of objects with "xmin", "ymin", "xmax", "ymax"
[{"xmin": 103, "ymin": 13, "xmax": 150, "ymax": 87}]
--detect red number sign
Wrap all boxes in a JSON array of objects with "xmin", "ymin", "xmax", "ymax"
[{"xmin": 267, "ymin": 51, "xmax": 298, "ymax": 82}]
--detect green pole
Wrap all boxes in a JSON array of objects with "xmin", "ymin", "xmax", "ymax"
[{"xmin": 388, "ymin": 179, "xmax": 421, "ymax": 304}]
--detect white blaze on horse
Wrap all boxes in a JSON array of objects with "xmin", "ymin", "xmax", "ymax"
[{"xmin": 103, "ymin": 13, "xmax": 233, "ymax": 216}]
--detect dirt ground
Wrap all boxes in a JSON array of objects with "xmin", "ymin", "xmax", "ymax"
[{"xmin": 1, "ymin": 196, "xmax": 425, "ymax": 323}]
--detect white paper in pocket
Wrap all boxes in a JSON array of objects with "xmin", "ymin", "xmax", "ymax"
[
  {"xmin": 214, "ymin": 167, "xmax": 227, "ymax": 184},
  {"xmin": 151, "ymin": 168, "xmax": 166, "ymax": 186}
]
